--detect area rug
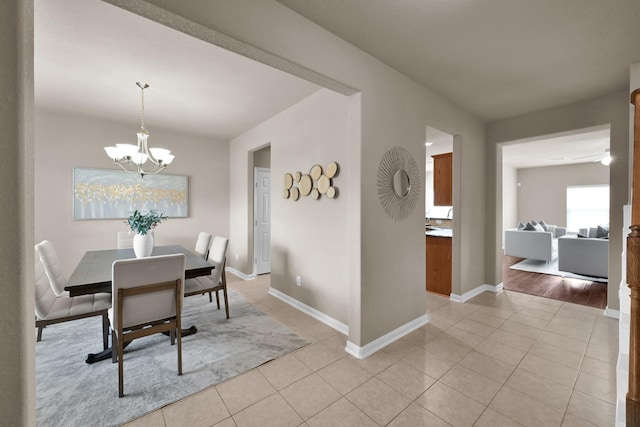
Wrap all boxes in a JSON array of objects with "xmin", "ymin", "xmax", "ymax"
[
  {"xmin": 36, "ymin": 289, "xmax": 309, "ymax": 427},
  {"xmin": 509, "ymin": 258, "xmax": 608, "ymax": 283}
]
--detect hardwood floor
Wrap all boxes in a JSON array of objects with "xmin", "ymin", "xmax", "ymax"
[{"xmin": 502, "ymin": 255, "xmax": 608, "ymax": 309}]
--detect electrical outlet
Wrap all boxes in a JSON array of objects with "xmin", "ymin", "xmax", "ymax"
[{"xmin": 296, "ymin": 275, "xmax": 301, "ymax": 286}]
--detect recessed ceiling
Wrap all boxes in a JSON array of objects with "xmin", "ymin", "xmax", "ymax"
[
  {"xmin": 502, "ymin": 127, "xmax": 610, "ymax": 169},
  {"xmin": 276, "ymin": 0, "xmax": 640, "ymax": 121},
  {"xmin": 35, "ymin": 0, "xmax": 321, "ymax": 140}
]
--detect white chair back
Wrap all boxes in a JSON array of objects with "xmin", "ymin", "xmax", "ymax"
[
  {"xmin": 34, "ymin": 250, "xmax": 57, "ymax": 320},
  {"xmin": 117, "ymin": 231, "xmax": 134, "ymax": 249},
  {"xmin": 194, "ymin": 232, "xmax": 212, "ymax": 259},
  {"xmin": 35, "ymin": 240, "xmax": 68, "ymax": 297},
  {"xmin": 110, "ymin": 254, "xmax": 185, "ymax": 331},
  {"xmin": 208, "ymin": 236, "xmax": 229, "ymax": 284}
]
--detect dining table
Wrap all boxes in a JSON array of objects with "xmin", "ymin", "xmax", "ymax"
[
  {"xmin": 65, "ymin": 244, "xmax": 215, "ymax": 363},
  {"xmin": 66, "ymin": 244, "xmax": 214, "ymax": 296}
]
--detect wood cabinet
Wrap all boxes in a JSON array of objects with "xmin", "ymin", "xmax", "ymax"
[
  {"xmin": 426, "ymin": 235, "xmax": 452, "ymax": 296},
  {"xmin": 432, "ymin": 152, "xmax": 452, "ymax": 206}
]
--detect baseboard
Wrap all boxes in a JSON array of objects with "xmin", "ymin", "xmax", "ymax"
[
  {"xmin": 604, "ymin": 307, "xmax": 620, "ymax": 319},
  {"xmin": 225, "ymin": 267, "xmax": 256, "ymax": 281},
  {"xmin": 268, "ymin": 287, "xmax": 349, "ymax": 335},
  {"xmin": 450, "ymin": 283, "xmax": 503, "ymax": 303},
  {"xmin": 345, "ymin": 314, "xmax": 431, "ymax": 359}
]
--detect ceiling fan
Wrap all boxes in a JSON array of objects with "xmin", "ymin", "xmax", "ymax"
[{"xmin": 562, "ymin": 148, "xmax": 612, "ymax": 165}]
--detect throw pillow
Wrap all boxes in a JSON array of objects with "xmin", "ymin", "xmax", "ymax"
[
  {"xmin": 523, "ymin": 222, "xmax": 536, "ymax": 231},
  {"xmin": 539, "ymin": 220, "xmax": 548, "ymax": 231},
  {"xmin": 596, "ymin": 225, "xmax": 609, "ymax": 239},
  {"xmin": 530, "ymin": 220, "xmax": 538, "ymax": 226},
  {"xmin": 534, "ymin": 223, "xmax": 545, "ymax": 232},
  {"xmin": 517, "ymin": 222, "xmax": 526, "ymax": 230},
  {"xmin": 578, "ymin": 228, "xmax": 588, "ymax": 238}
]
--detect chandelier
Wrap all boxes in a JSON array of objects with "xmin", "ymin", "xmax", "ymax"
[{"xmin": 104, "ymin": 82, "xmax": 174, "ymax": 177}]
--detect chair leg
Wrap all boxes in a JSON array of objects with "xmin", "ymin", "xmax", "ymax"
[
  {"xmin": 112, "ymin": 333, "xmax": 118, "ymax": 364},
  {"xmin": 215, "ymin": 290, "xmax": 220, "ymax": 309},
  {"xmin": 118, "ymin": 333, "xmax": 124, "ymax": 397},
  {"xmin": 208, "ymin": 291, "xmax": 212, "ymax": 303},
  {"xmin": 177, "ymin": 324, "xmax": 183, "ymax": 376},
  {"xmin": 221, "ymin": 268, "xmax": 229, "ymax": 319},
  {"xmin": 170, "ymin": 328, "xmax": 175, "ymax": 346},
  {"xmin": 223, "ymin": 286, "xmax": 230, "ymax": 319},
  {"xmin": 102, "ymin": 311, "xmax": 109, "ymax": 350},
  {"xmin": 37, "ymin": 325, "xmax": 44, "ymax": 342}
]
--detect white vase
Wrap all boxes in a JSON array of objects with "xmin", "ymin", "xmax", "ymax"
[{"xmin": 133, "ymin": 233, "xmax": 154, "ymax": 258}]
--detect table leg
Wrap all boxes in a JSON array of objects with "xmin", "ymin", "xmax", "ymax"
[
  {"xmin": 162, "ymin": 325, "xmax": 198, "ymax": 338},
  {"xmin": 85, "ymin": 341, "xmax": 131, "ymax": 364}
]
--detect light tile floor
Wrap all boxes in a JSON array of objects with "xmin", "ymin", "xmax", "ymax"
[{"xmin": 123, "ymin": 274, "xmax": 618, "ymax": 427}]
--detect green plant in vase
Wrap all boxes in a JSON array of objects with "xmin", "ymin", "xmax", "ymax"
[
  {"xmin": 127, "ymin": 209, "xmax": 167, "ymax": 235},
  {"xmin": 126, "ymin": 209, "xmax": 168, "ymax": 257}
]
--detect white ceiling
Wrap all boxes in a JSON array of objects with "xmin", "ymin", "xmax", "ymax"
[
  {"xmin": 276, "ymin": 0, "xmax": 640, "ymax": 121},
  {"xmin": 424, "ymin": 125, "xmax": 611, "ymax": 170},
  {"xmin": 35, "ymin": 1, "xmax": 630, "ymax": 167},
  {"xmin": 34, "ymin": 0, "xmax": 321, "ymax": 141},
  {"xmin": 502, "ymin": 127, "xmax": 611, "ymax": 169}
]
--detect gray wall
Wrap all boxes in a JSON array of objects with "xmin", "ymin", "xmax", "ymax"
[
  {"xmin": 129, "ymin": 0, "xmax": 486, "ymax": 347},
  {"xmin": 231, "ymin": 89, "xmax": 350, "ymax": 324},
  {"xmin": 0, "ymin": 1, "xmax": 35, "ymax": 425},
  {"xmin": 35, "ymin": 108, "xmax": 230, "ymax": 276},
  {"xmin": 516, "ymin": 162, "xmax": 609, "ymax": 229},
  {"xmin": 502, "ymin": 164, "xmax": 518, "ymax": 234},
  {"xmin": 253, "ymin": 145, "xmax": 271, "ymax": 168}
]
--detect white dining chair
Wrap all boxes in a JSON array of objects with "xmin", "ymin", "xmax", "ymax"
[
  {"xmin": 117, "ymin": 231, "xmax": 134, "ymax": 249},
  {"xmin": 110, "ymin": 253, "xmax": 185, "ymax": 397},
  {"xmin": 194, "ymin": 231, "xmax": 212, "ymax": 259},
  {"xmin": 185, "ymin": 236, "xmax": 230, "ymax": 318},
  {"xmin": 35, "ymin": 240, "xmax": 70, "ymax": 297},
  {"xmin": 35, "ymin": 249, "xmax": 111, "ymax": 348}
]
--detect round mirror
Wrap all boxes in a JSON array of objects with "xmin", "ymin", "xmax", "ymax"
[{"xmin": 393, "ymin": 169, "xmax": 410, "ymax": 198}]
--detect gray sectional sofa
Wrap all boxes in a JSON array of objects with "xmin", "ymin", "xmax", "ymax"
[
  {"xmin": 557, "ymin": 234, "xmax": 608, "ymax": 278},
  {"xmin": 504, "ymin": 225, "xmax": 567, "ymax": 263}
]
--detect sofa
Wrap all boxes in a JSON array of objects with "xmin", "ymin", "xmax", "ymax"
[
  {"xmin": 504, "ymin": 224, "xmax": 567, "ymax": 263},
  {"xmin": 557, "ymin": 235, "xmax": 608, "ymax": 278}
]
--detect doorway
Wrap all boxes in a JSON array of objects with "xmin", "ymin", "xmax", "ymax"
[
  {"xmin": 425, "ymin": 125, "xmax": 454, "ymax": 296},
  {"xmin": 500, "ymin": 126, "xmax": 610, "ymax": 308}
]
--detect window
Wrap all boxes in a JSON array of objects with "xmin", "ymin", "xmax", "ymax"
[{"xmin": 566, "ymin": 185, "xmax": 609, "ymax": 232}]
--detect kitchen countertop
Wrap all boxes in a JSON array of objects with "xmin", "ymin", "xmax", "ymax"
[{"xmin": 425, "ymin": 227, "xmax": 452, "ymax": 238}]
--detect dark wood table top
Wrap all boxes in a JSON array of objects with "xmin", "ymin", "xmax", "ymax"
[{"xmin": 65, "ymin": 245, "xmax": 214, "ymax": 297}]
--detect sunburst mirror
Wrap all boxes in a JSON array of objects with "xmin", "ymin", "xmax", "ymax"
[{"xmin": 377, "ymin": 146, "xmax": 421, "ymax": 221}]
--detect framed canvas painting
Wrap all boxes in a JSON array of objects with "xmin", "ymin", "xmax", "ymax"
[{"xmin": 73, "ymin": 167, "xmax": 189, "ymax": 220}]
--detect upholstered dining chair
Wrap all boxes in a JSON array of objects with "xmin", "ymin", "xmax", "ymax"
[
  {"xmin": 185, "ymin": 236, "xmax": 230, "ymax": 319},
  {"xmin": 194, "ymin": 231, "xmax": 213, "ymax": 260},
  {"xmin": 35, "ymin": 240, "xmax": 69, "ymax": 297},
  {"xmin": 117, "ymin": 231, "xmax": 134, "ymax": 249},
  {"xmin": 34, "ymin": 249, "xmax": 111, "ymax": 348},
  {"xmin": 110, "ymin": 253, "xmax": 185, "ymax": 397}
]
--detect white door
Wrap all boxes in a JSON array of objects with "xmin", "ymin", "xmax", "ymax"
[{"xmin": 254, "ymin": 167, "xmax": 271, "ymax": 275}]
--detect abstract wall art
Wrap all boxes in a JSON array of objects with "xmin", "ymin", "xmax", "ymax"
[{"xmin": 73, "ymin": 167, "xmax": 189, "ymax": 220}]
